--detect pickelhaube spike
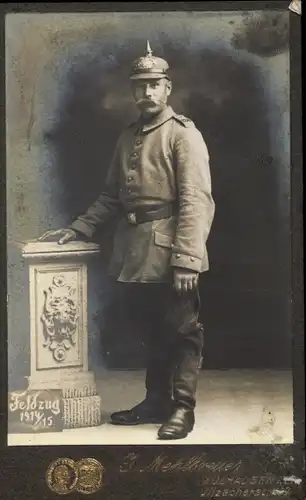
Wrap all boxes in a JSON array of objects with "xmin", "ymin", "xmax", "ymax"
[
  {"xmin": 130, "ymin": 41, "xmax": 170, "ymax": 80},
  {"xmin": 146, "ymin": 40, "xmax": 153, "ymax": 57}
]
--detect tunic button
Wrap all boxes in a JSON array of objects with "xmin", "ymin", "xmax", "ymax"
[
  {"xmin": 135, "ymin": 140, "xmax": 142, "ymax": 146},
  {"xmin": 176, "ymin": 254, "xmax": 181, "ymax": 259},
  {"xmin": 131, "ymin": 152, "xmax": 138, "ymax": 158},
  {"xmin": 190, "ymin": 257, "xmax": 195, "ymax": 262},
  {"xmin": 127, "ymin": 177, "xmax": 133, "ymax": 182}
]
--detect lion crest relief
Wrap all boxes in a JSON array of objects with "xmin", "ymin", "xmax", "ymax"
[{"xmin": 41, "ymin": 275, "xmax": 78, "ymax": 362}]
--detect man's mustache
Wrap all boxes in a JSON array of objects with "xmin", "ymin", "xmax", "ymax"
[{"xmin": 136, "ymin": 98, "xmax": 166, "ymax": 106}]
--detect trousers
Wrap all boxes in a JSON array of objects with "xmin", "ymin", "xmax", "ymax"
[{"xmin": 107, "ymin": 281, "xmax": 204, "ymax": 410}]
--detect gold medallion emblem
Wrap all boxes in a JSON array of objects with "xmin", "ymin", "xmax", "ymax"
[
  {"xmin": 46, "ymin": 458, "xmax": 79, "ymax": 495},
  {"xmin": 75, "ymin": 458, "xmax": 104, "ymax": 495}
]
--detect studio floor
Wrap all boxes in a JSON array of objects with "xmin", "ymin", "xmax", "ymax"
[{"xmin": 8, "ymin": 369, "xmax": 293, "ymax": 446}]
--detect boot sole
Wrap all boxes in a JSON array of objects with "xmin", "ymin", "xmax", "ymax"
[
  {"xmin": 157, "ymin": 422, "xmax": 194, "ymax": 440},
  {"xmin": 157, "ymin": 427, "xmax": 192, "ymax": 440},
  {"xmin": 158, "ymin": 432, "xmax": 188, "ymax": 440}
]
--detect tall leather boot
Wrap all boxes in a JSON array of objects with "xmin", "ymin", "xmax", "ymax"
[
  {"xmin": 145, "ymin": 326, "xmax": 175, "ymax": 402},
  {"xmin": 158, "ymin": 325, "xmax": 204, "ymax": 440},
  {"xmin": 110, "ymin": 328, "xmax": 175, "ymax": 425}
]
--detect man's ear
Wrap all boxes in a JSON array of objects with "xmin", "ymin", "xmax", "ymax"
[{"xmin": 166, "ymin": 79, "xmax": 172, "ymax": 96}]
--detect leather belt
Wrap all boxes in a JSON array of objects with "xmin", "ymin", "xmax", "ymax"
[{"xmin": 126, "ymin": 203, "xmax": 177, "ymax": 225}]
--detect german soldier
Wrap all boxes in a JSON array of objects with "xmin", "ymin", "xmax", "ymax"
[{"xmin": 39, "ymin": 42, "xmax": 215, "ymax": 440}]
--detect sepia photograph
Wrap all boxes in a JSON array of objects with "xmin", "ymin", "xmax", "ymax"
[{"xmin": 6, "ymin": 9, "xmax": 293, "ymax": 447}]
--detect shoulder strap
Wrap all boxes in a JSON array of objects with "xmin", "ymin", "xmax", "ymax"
[{"xmin": 173, "ymin": 114, "xmax": 195, "ymax": 128}]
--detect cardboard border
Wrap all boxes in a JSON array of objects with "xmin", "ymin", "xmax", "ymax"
[{"xmin": 0, "ymin": 2, "xmax": 303, "ymax": 499}]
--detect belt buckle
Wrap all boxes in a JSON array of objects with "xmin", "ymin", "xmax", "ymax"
[{"xmin": 127, "ymin": 212, "xmax": 137, "ymax": 225}]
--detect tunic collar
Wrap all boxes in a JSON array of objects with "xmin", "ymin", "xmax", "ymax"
[{"xmin": 136, "ymin": 105, "xmax": 175, "ymax": 133}]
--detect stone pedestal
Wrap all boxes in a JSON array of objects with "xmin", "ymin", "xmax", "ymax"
[{"xmin": 22, "ymin": 241, "xmax": 102, "ymax": 429}]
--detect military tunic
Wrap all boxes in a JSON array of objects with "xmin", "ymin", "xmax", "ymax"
[{"xmin": 70, "ymin": 105, "xmax": 215, "ymax": 283}]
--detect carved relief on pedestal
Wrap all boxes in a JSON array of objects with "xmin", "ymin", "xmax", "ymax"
[
  {"xmin": 35, "ymin": 266, "xmax": 83, "ymax": 370},
  {"xmin": 41, "ymin": 275, "xmax": 78, "ymax": 363}
]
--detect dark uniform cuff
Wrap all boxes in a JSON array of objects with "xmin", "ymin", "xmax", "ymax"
[{"xmin": 69, "ymin": 219, "xmax": 94, "ymax": 239}]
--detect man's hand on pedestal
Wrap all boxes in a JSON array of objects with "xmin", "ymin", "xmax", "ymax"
[
  {"xmin": 38, "ymin": 228, "xmax": 80, "ymax": 245},
  {"xmin": 173, "ymin": 267, "xmax": 199, "ymax": 293}
]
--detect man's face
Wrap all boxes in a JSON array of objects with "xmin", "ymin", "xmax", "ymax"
[
  {"xmin": 54, "ymin": 465, "xmax": 70, "ymax": 485},
  {"xmin": 131, "ymin": 78, "xmax": 172, "ymax": 118}
]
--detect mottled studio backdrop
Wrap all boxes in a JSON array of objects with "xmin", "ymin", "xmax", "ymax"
[{"xmin": 6, "ymin": 12, "xmax": 291, "ymax": 390}]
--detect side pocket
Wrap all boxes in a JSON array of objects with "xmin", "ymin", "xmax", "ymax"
[{"xmin": 154, "ymin": 231, "xmax": 174, "ymax": 249}]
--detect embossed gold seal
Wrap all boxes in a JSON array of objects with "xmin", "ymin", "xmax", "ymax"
[
  {"xmin": 75, "ymin": 458, "xmax": 104, "ymax": 495},
  {"xmin": 46, "ymin": 458, "xmax": 79, "ymax": 495}
]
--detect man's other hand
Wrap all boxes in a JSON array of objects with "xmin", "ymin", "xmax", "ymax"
[
  {"xmin": 38, "ymin": 228, "xmax": 79, "ymax": 245},
  {"xmin": 173, "ymin": 267, "xmax": 199, "ymax": 293}
]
